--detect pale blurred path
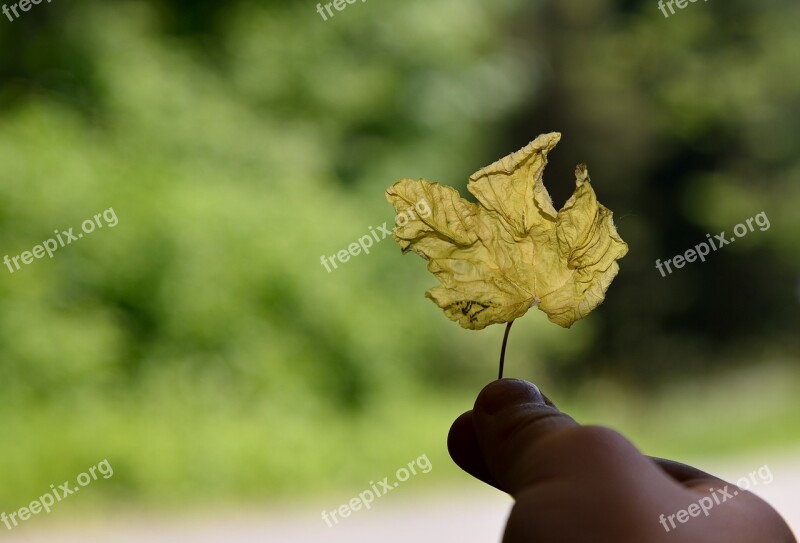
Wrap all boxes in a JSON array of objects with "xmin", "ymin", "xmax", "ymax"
[
  {"xmin": 2, "ymin": 492, "xmax": 512, "ymax": 543},
  {"xmin": 4, "ymin": 452, "xmax": 799, "ymax": 542}
]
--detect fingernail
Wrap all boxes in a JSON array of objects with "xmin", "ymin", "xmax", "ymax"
[{"xmin": 476, "ymin": 379, "xmax": 546, "ymax": 415}]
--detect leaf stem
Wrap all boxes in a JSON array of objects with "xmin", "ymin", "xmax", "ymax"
[{"xmin": 498, "ymin": 320, "xmax": 515, "ymax": 380}]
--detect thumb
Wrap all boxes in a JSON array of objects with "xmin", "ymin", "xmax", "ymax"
[
  {"xmin": 470, "ymin": 379, "xmax": 581, "ymax": 496},
  {"xmin": 472, "ymin": 379, "xmax": 664, "ymax": 501}
]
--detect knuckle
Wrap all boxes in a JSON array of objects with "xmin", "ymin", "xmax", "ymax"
[{"xmin": 560, "ymin": 425, "xmax": 640, "ymax": 460}]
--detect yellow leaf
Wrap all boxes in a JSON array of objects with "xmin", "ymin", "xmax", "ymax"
[{"xmin": 386, "ymin": 133, "xmax": 628, "ymax": 330}]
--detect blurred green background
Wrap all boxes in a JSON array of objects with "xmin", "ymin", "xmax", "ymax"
[{"xmin": 0, "ymin": 0, "xmax": 798, "ymax": 512}]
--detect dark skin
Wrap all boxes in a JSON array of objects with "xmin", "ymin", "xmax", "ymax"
[{"xmin": 448, "ymin": 379, "xmax": 797, "ymax": 543}]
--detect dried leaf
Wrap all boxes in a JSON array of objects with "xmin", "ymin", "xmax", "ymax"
[{"xmin": 386, "ymin": 133, "xmax": 628, "ymax": 330}]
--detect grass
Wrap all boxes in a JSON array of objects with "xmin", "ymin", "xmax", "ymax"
[{"xmin": 1, "ymin": 363, "xmax": 798, "ymax": 515}]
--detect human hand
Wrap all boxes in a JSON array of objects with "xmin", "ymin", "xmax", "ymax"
[{"xmin": 448, "ymin": 379, "xmax": 796, "ymax": 543}]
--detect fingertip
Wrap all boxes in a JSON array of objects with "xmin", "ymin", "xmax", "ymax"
[
  {"xmin": 447, "ymin": 411, "xmax": 475, "ymax": 462},
  {"xmin": 474, "ymin": 379, "xmax": 546, "ymax": 416},
  {"xmin": 447, "ymin": 410, "xmax": 501, "ymax": 489}
]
